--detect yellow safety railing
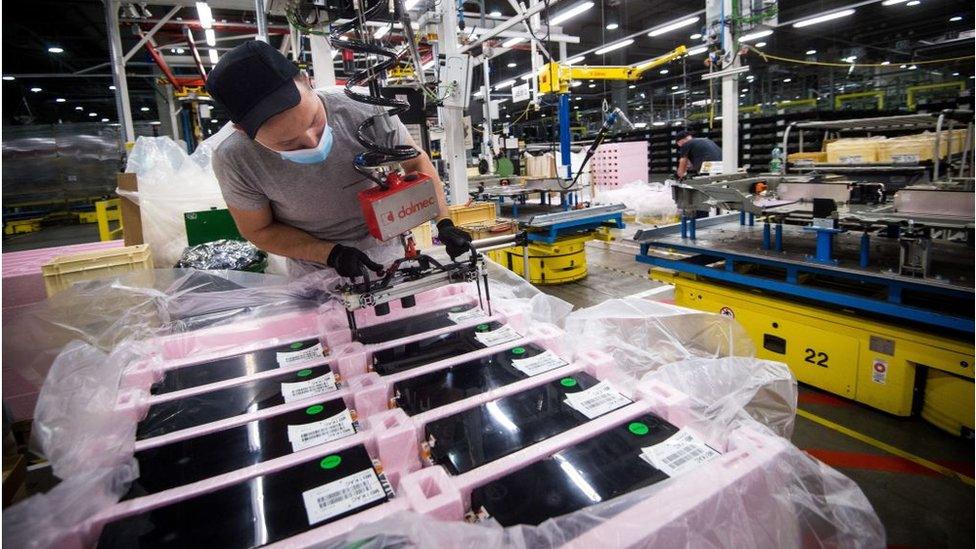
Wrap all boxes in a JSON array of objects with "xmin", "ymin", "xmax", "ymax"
[
  {"xmin": 835, "ymin": 90, "xmax": 884, "ymax": 110},
  {"xmin": 906, "ymin": 81, "xmax": 965, "ymax": 110},
  {"xmin": 776, "ymin": 98, "xmax": 817, "ymax": 109},
  {"xmin": 95, "ymin": 198, "xmax": 124, "ymax": 241}
]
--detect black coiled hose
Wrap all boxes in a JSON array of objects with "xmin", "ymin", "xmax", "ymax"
[{"xmin": 329, "ymin": 1, "xmax": 418, "ymax": 186}]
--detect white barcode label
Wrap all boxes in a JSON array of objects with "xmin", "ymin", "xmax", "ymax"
[
  {"xmin": 302, "ymin": 468, "xmax": 385, "ymax": 525},
  {"xmin": 839, "ymin": 155, "xmax": 863, "ymax": 164},
  {"xmin": 280, "ymin": 372, "xmax": 338, "ymax": 403},
  {"xmin": 473, "ymin": 324, "xmax": 522, "ymax": 347},
  {"xmin": 640, "ymin": 429, "xmax": 720, "ymax": 477},
  {"xmin": 448, "ymin": 309, "xmax": 488, "ymax": 324},
  {"xmin": 276, "ymin": 342, "xmax": 325, "ymax": 367},
  {"xmin": 287, "ymin": 409, "xmax": 356, "ymax": 452},
  {"xmin": 891, "ymin": 154, "xmax": 919, "ymax": 164},
  {"xmin": 511, "ymin": 350, "xmax": 568, "ymax": 376},
  {"xmin": 563, "ymin": 381, "xmax": 631, "ymax": 419}
]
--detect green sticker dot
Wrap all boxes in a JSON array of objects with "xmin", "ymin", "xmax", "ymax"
[
  {"xmin": 290, "ymin": 342, "xmax": 304, "ymax": 350},
  {"xmin": 450, "ymin": 306, "xmax": 464, "ymax": 312},
  {"xmin": 305, "ymin": 404, "xmax": 324, "ymax": 416},
  {"xmin": 476, "ymin": 323, "xmax": 490, "ymax": 332},
  {"xmin": 560, "ymin": 377, "xmax": 578, "ymax": 388},
  {"xmin": 297, "ymin": 369, "xmax": 313, "ymax": 378},
  {"xmin": 511, "ymin": 347, "xmax": 526, "ymax": 355},
  {"xmin": 320, "ymin": 455, "xmax": 342, "ymax": 470},
  {"xmin": 628, "ymin": 422, "xmax": 650, "ymax": 436}
]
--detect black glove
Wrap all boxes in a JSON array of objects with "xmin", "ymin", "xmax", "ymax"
[
  {"xmin": 436, "ymin": 219, "xmax": 473, "ymax": 260},
  {"xmin": 326, "ymin": 244, "xmax": 384, "ymax": 278}
]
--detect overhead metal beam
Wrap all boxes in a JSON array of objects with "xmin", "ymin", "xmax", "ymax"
[
  {"xmin": 459, "ymin": 0, "xmax": 568, "ymax": 53},
  {"xmin": 105, "ymin": 0, "xmax": 135, "ymax": 143},
  {"xmin": 123, "ymin": 5, "xmax": 181, "ymax": 63},
  {"xmin": 254, "ymin": 0, "xmax": 269, "ymax": 43}
]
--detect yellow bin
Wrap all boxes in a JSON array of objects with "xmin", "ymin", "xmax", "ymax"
[
  {"xmin": 487, "ymin": 234, "xmax": 589, "ymax": 285},
  {"xmin": 921, "ymin": 369, "xmax": 975, "ymax": 437}
]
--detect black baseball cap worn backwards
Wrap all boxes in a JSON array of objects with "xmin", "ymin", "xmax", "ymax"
[{"xmin": 206, "ymin": 40, "xmax": 301, "ymax": 139}]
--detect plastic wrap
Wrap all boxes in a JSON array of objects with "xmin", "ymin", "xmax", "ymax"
[
  {"xmin": 174, "ymin": 239, "xmax": 266, "ymax": 271},
  {"xmin": 592, "ymin": 180, "xmax": 678, "ymax": 222}
]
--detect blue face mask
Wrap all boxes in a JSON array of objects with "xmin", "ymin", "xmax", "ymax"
[{"xmin": 278, "ymin": 124, "xmax": 334, "ymax": 164}]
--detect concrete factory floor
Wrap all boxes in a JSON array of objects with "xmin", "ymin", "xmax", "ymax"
[
  {"xmin": 545, "ymin": 239, "xmax": 975, "ymax": 549},
  {"xmin": 5, "ymin": 222, "xmax": 973, "ymax": 548}
]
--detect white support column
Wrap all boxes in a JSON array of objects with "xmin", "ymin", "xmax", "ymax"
[
  {"xmin": 528, "ymin": 0, "xmax": 543, "ymax": 105},
  {"xmin": 310, "ymin": 34, "xmax": 336, "ymax": 88},
  {"xmin": 437, "ymin": 0, "xmax": 469, "ymax": 204},
  {"xmin": 481, "ymin": 57, "xmax": 495, "ymax": 173},
  {"xmin": 721, "ymin": 0, "xmax": 739, "ymax": 173},
  {"xmin": 105, "ymin": 0, "xmax": 135, "ymax": 143}
]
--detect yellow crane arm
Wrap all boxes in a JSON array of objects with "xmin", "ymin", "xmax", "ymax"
[{"xmin": 538, "ymin": 45, "xmax": 688, "ymax": 94}]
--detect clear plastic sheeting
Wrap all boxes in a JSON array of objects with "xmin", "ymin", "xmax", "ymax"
[
  {"xmin": 174, "ymin": 239, "xmax": 266, "ymax": 271},
  {"xmin": 591, "ymin": 180, "xmax": 679, "ymax": 222}
]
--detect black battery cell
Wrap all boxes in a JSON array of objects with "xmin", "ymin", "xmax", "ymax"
[
  {"xmin": 151, "ymin": 338, "xmax": 324, "ymax": 395},
  {"xmin": 471, "ymin": 414, "xmax": 680, "ymax": 526},
  {"xmin": 356, "ymin": 303, "xmax": 479, "ymax": 344},
  {"xmin": 371, "ymin": 321, "xmax": 504, "ymax": 376},
  {"xmin": 98, "ymin": 445, "xmax": 390, "ymax": 548},
  {"xmin": 425, "ymin": 372, "xmax": 622, "ymax": 475},
  {"xmin": 137, "ymin": 364, "xmax": 338, "ymax": 440},
  {"xmin": 129, "ymin": 399, "xmax": 353, "ymax": 497},
  {"xmin": 394, "ymin": 343, "xmax": 551, "ymax": 416}
]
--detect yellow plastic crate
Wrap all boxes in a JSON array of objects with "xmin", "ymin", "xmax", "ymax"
[
  {"xmin": 449, "ymin": 202, "xmax": 496, "ymax": 227},
  {"xmin": 826, "ymin": 138, "xmax": 885, "ymax": 164},
  {"xmin": 410, "ymin": 221, "xmax": 433, "ymax": 250},
  {"xmin": 42, "ymin": 244, "xmax": 154, "ymax": 297},
  {"xmin": 787, "ymin": 151, "xmax": 827, "ymax": 163}
]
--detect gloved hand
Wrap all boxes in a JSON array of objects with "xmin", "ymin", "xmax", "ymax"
[
  {"xmin": 436, "ymin": 219, "xmax": 473, "ymax": 260},
  {"xmin": 326, "ymin": 244, "xmax": 384, "ymax": 278}
]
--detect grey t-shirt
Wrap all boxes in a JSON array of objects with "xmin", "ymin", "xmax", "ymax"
[{"xmin": 212, "ymin": 90, "xmax": 411, "ymax": 274}]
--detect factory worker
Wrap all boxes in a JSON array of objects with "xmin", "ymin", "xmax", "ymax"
[
  {"xmin": 206, "ymin": 40, "xmax": 471, "ymax": 278},
  {"xmin": 674, "ymin": 130, "xmax": 723, "ymax": 180}
]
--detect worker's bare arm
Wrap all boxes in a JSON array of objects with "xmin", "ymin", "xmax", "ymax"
[
  {"xmin": 677, "ymin": 157, "xmax": 690, "ymax": 179},
  {"xmin": 401, "ymin": 133, "xmax": 452, "ymax": 220},
  {"xmin": 227, "ymin": 204, "xmax": 334, "ymax": 263}
]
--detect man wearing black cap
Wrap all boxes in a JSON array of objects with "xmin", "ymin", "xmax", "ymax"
[
  {"xmin": 206, "ymin": 41, "xmax": 471, "ymax": 278},
  {"xmin": 674, "ymin": 130, "xmax": 722, "ymax": 180}
]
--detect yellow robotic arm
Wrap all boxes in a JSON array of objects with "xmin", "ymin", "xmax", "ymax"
[{"xmin": 538, "ymin": 45, "xmax": 688, "ymax": 94}]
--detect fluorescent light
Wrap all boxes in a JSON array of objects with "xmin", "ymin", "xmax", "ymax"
[
  {"xmin": 900, "ymin": 64, "xmax": 907, "ymax": 68},
  {"xmin": 652, "ymin": 121, "xmax": 665, "ymax": 126},
  {"xmin": 806, "ymin": 49, "xmax": 817, "ymax": 55},
  {"xmin": 672, "ymin": 89, "xmax": 688, "ymax": 95},
  {"xmin": 906, "ymin": 0, "xmax": 919, "ymax": 5},
  {"xmin": 783, "ymin": 78, "xmax": 792, "ymax": 83},
  {"xmin": 196, "ymin": 2, "xmax": 213, "ymax": 29},
  {"xmin": 671, "ymin": 85, "xmax": 679, "ymax": 90},
  {"xmin": 550, "ymin": 2, "xmax": 594, "ymax": 26},
  {"xmin": 109, "ymin": 85, "xmax": 116, "ymax": 90},
  {"xmin": 842, "ymin": 55, "xmax": 857, "ymax": 63},
  {"xmin": 30, "ymin": 87, "xmax": 42, "ymax": 92},
  {"xmin": 881, "ymin": 60, "xmax": 891, "ymax": 65},
  {"xmin": 634, "ymin": 122, "xmax": 648, "ymax": 128},
  {"xmin": 570, "ymin": 81, "xmax": 581, "ymax": 87},
  {"xmin": 648, "ymin": 16, "xmax": 699, "ymax": 37},
  {"xmin": 406, "ymin": 0, "xmax": 421, "ymax": 9},
  {"xmin": 606, "ymin": 23, "xmax": 619, "ymax": 30},
  {"xmin": 101, "ymin": 118, "xmax": 109, "ymax": 122},
  {"xmin": 565, "ymin": 56, "xmax": 585, "ymax": 65},
  {"xmin": 950, "ymin": 16, "xmax": 962, "ymax": 22},
  {"xmin": 660, "ymin": 69, "xmax": 669, "ymax": 74},
  {"xmin": 908, "ymin": 64, "xmax": 917, "ymax": 70},
  {"xmin": 881, "ymin": 0, "xmax": 908, "ymax": 4},
  {"xmin": 205, "ymin": 29, "xmax": 216, "ymax": 46},
  {"xmin": 507, "ymin": 62, "xmax": 517, "ymax": 67},
  {"xmin": 628, "ymin": 84, "xmax": 636, "ymax": 89},
  {"xmin": 75, "ymin": 106, "xmax": 83, "ymax": 111},
  {"xmin": 88, "ymin": 112, "xmax": 96, "ymax": 117},
  {"xmin": 489, "ymin": 10, "xmax": 501, "ymax": 17},
  {"xmin": 793, "ymin": 9, "xmax": 855, "ymax": 28},
  {"xmin": 687, "ymin": 45, "xmax": 708, "ymax": 55},
  {"xmin": 755, "ymin": 42, "xmax": 767, "ymax": 48},
  {"xmin": 520, "ymin": 72, "xmax": 534, "ymax": 80},
  {"xmin": 208, "ymin": 49, "xmax": 219, "ymax": 64},
  {"xmin": 594, "ymin": 38, "xmax": 633, "ymax": 55},
  {"xmin": 373, "ymin": 24, "xmax": 391, "ymax": 39},
  {"xmin": 588, "ymin": 83, "xmax": 596, "ymax": 88},
  {"xmin": 176, "ymin": 48, "xmax": 185, "ymax": 54},
  {"xmin": 2, "ymin": 76, "xmax": 14, "ymax": 81},
  {"xmin": 501, "ymin": 37, "xmax": 525, "ymax": 48},
  {"xmin": 55, "ymin": 98, "xmax": 66, "ymax": 103},
  {"xmin": 495, "ymin": 79, "xmax": 515, "ymax": 89},
  {"xmin": 739, "ymin": 29, "xmax": 772, "ymax": 42},
  {"xmin": 140, "ymin": 106, "xmax": 150, "ymax": 111},
  {"xmin": 48, "ymin": 46, "xmax": 64, "ymax": 53},
  {"xmin": 690, "ymin": 33, "xmax": 702, "ymax": 40}
]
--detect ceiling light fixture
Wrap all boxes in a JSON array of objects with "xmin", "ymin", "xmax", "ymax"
[
  {"xmin": 949, "ymin": 16, "xmax": 962, "ymax": 22},
  {"xmin": 30, "ymin": 87, "xmax": 42, "ymax": 92},
  {"xmin": 501, "ymin": 36, "xmax": 525, "ymax": 48},
  {"xmin": 686, "ymin": 45, "xmax": 708, "ymax": 55},
  {"xmin": 594, "ymin": 38, "xmax": 634, "ymax": 55},
  {"xmin": 606, "ymin": 23, "xmax": 619, "ymax": 30},
  {"xmin": 208, "ymin": 49, "xmax": 219, "ymax": 64},
  {"xmin": 881, "ymin": 60, "xmax": 891, "ymax": 65},
  {"xmin": 55, "ymin": 98, "xmax": 66, "ymax": 102},
  {"xmin": 405, "ymin": 0, "xmax": 421, "ymax": 9},
  {"xmin": 806, "ymin": 49, "xmax": 817, "ymax": 55},
  {"xmin": 89, "ymin": 112, "xmax": 97, "ymax": 117},
  {"xmin": 205, "ymin": 29, "xmax": 216, "ymax": 46},
  {"xmin": 495, "ymin": 79, "xmax": 516, "ymax": 89},
  {"xmin": 739, "ymin": 29, "xmax": 773, "ymax": 42},
  {"xmin": 550, "ymin": 2, "xmax": 594, "ymax": 26},
  {"xmin": 2, "ymin": 76, "xmax": 14, "ymax": 81},
  {"xmin": 109, "ymin": 85, "xmax": 116, "ymax": 90},
  {"xmin": 48, "ymin": 46, "xmax": 64, "ymax": 54},
  {"xmin": 793, "ymin": 9, "xmax": 855, "ymax": 28},
  {"xmin": 906, "ymin": 0, "xmax": 919, "ymax": 5},
  {"xmin": 881, "ymin": 0, "xmax": 908, "ymax": 5},
  {"xmin": 140, "ymin": 106, "xmax": 150, "ymax": 112},
  {"xmin": 659, "ymin": 69, "xmax": 669, "ymax": 74},
  {"xmin": 648, "ymin": 16, "xmax": 699, "ymax": 37},
  {"xmin": 755, "ymin": 42, "xmax": 767, "ymax": 48},
  {"xmin": 783, "ymin": 78, "xmax": 792, "ymax": 82},
  {"xmin": 588, "ymin": 83, "xmax": 596, "ymax": 88},
  {"xmin": 489, "ymin": 10, "xmax": 501, "ymax": 17},
  {"xmin": 690, "ymin": 33, "xmax": 702, "ymax": 40},
  {"xmin": 565, "ymin": 56, "xmax": 585, "ymax": 65},
  {"xmin": 196, "ymin": 2, "xmax": 213, "ymax": 29},
  {"xmin": 101, "ymin": 118, "xmax": 109, "ymax": 122},
  {"xmin": 75, "ymin": 106, "xmax": 83, "ymax": 111},
  {"xmin": 507, "ymin": 62, "xmax": 517, "ymax": 67}
]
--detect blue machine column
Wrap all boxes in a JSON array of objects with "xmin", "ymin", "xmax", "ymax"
[
  {"xmin": 860, "ymin": 232, "xmax": 871, "ymax": 267},
  {"xmin": 775, "ymin": 222, "xmax": 783, "ymax": 252},
  {"xmin": 762, "ymin": 221, "xmax": 771, "ymax": 250},
  {"xmin": 559, "ymin": 93, "xmax": 572, "ymax": 180}
]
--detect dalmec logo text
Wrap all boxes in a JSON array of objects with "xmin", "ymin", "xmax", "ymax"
[{"xmin": 383, "ymin": 196, "xmax": 437, "ymax": 225}]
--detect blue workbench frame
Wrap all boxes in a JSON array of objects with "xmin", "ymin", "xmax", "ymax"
[
  {"xmin": 636, "ymin": 241, "xmax": 974, "ymax": 333},
  {"xmin": 529, "ymin": 212, "xmax": 626, "ymax": 244}
]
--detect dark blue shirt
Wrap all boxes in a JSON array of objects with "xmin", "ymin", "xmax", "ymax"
[{"xmin": 678, "ymin": 138, "xmax": 723, "ymax": 171}]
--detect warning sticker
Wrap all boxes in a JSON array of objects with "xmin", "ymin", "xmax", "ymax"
[
  {"xmin": 302, "ymin": 468, "xmax": 386, "ymax": 525},
  {"xmin": 839, "ymin": 155, "xmax": 863, "ymax": 164},
  {"xmin": 719, "ymin": 306, "xmax": 735, "ymax": 318},
  {"xmin": 511, "ymin": 350, "xmax": 568, "ymax": 376},
  {"xmin": 281, "ymin": 372, "xmax": 338, "ymax": 403},
  {"xmin": 447, "ymin": 308, "xmax": 488, "ymax": 324},
  {"xmin": 871, "ymin": 358, "xmax": 888, "ymax": 385},
  {"xmin": 891, "ymin": 154, "xmax": 920, "ymax": 164},
  {"xmin": 276, "ymin": 342, "xmax": 325, "ymax": 367},
  {"xmin": 287, "ymin": 409, "xmax": 356, "ymax": 453},
  {"xmin": 473, "ymin": 324, "xmax": 522, "ymax": 347},
  {"xmin": 640, "ymin": 429, "xmax": 720, "ymax": 477},
  {"xmin": 563, "ymin": 381, "xmax": 632, "ymax": 419}
]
